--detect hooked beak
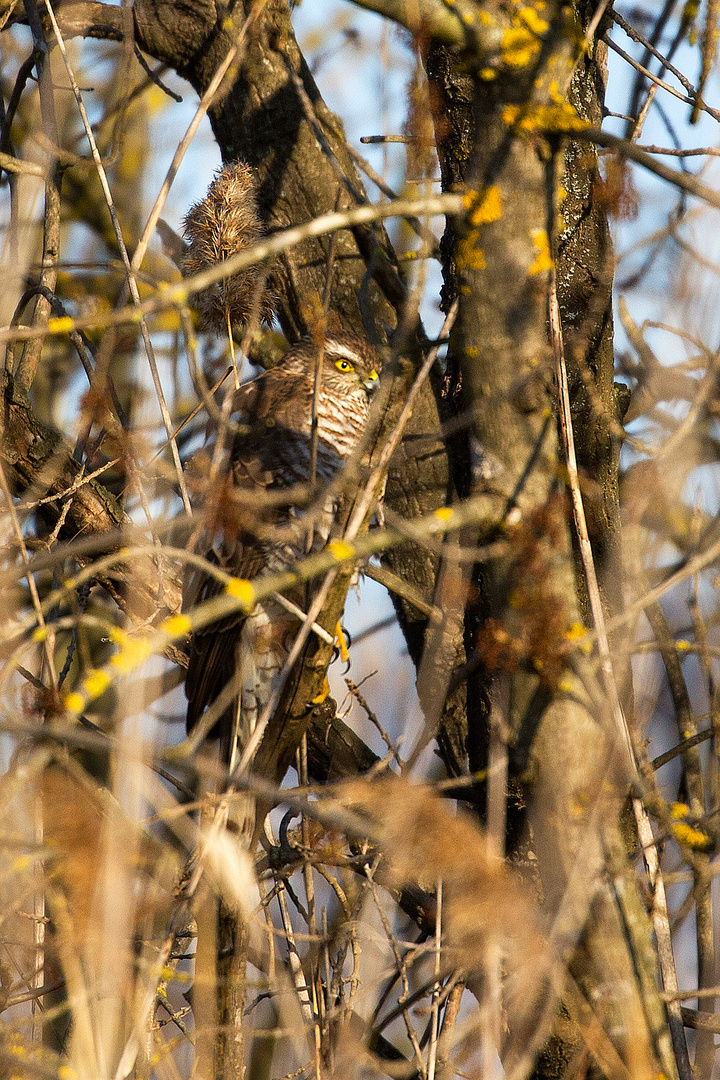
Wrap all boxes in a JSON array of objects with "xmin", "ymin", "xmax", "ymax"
[{"xmin": 364, "ymin": 369, "xmax": 380, "ymax": 392}]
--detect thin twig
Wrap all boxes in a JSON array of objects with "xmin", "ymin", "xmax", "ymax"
[
  {"xmin": 0, "ymin": 151, "xmax": 43, "ymax": 176},
  {"xmin": 426, "ymin": 878, "xmax": 442, "ymax": 1080},
  {"xmin": 42, "ymin": 0, "xmax": 192, "ymax": 514},
  {"xmin": 604, "ymin": 35, "xmax": 720, "ymax": 124},
  {"xmin": 610, "ymin": 9, "xmax": 710, "ymax": 107},
  {"xmin": 345, "ymin": 678, "xmax": 402, "ymax": 766},
  {"xmin": 14, "ymin": 1, "xmax": 61, "ymax": 391},
  {"xmin": 361, "ymin": 135, "xmax": 433, "ymax": 144},
  {"xmin": 365, "ymin": 865, "xmax": 427, "ymax": 1076},
  {"xmin": 275, "ymin": 880, "xmax": 314, "ymax": 1025},
  {"xmin": 132, "ymin": 47, "xmax": 182, "ymax": 103},
  {"xmin": 585, "ymin": 0, "xmax": 612, "ymax": 45}
]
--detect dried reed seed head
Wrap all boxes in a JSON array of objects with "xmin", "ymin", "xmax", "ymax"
[
  {"xmin": 183, "ymin": 161, "xmax": 275, "ymax": 335},
  {"xmin": 339, "ymin": 780, "xmax": 555, "ymax": 1052},
  {"xmin": 338, "ymin": 776, "xmax": 539, "ymax": 971},
  {"xmin": 41, "ymin": 765, "xmax": 179, "ymax": 954}
]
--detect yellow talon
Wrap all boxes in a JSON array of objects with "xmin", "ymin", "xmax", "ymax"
[
  {"xmin": 311, "ymin": 625, "xmax": 350, "ymax": 703},
  {"xmin": 312, "ymin": 675, "xmax": 330, "ymax": 705},
  {"xmin": 335, "ymin": 621, "xmax": 350, "ymax": 666}
]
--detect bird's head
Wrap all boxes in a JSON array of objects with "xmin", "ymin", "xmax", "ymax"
[{"xmin": 303, "ymin": 335, "xmax": 380, "ymax": 396}]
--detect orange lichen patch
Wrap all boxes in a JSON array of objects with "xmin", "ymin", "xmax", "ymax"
[
  {"xmin": 500, "ymin": 6, "xmax": 549, "ymax": 68},
  {"xmin": 464, "ymin": 185, "xmax": 502, "ymax": 226},
  {"xmin": 503, "ymin": 101, "xmax": 590, "ymax": 134},
  {"xmin": 63, "ymin": 691, "xmax": 84, "ymax": 716},
  {"xmin": 3, "ymin": 1033, "xmax": 73, "ymax": 1080},
  {"xmin": 82, "ymin": 668, "xmax": 112, "ymax": 700},
  {"xmin": 108, "ymin": 631, "xmax": 153, "ymax": 674},
  {"xmin": 159, "ymin": 613, "xmax": 192, "ymax": 639},
  {"xmin": 225, "ymin": 577, "xmax": 256, "ymax": 610},
  {"xmin": 566, "ymin": 621, "xmax": 592, "ymax": 654},
  {"xmin": 63, "ymin": 628, "xmax": 159, "ymax": 716},
  {"xmin": 46, "ymin": 316, "xmax": 74, "ymax": 335},
  {"xmin": 456, "ymin": 229, "xmax": 487, "ymax": 271},
  {"xmin": 529, "ymin": 229, "xmax": 553, "ymax": 275},
  {"xmin": 672, "ymin": 821, "xmax": 713, "ymax": 850},
  {"xmin": 328, "ymin": 539, "xmax": 357, "ymax": 561}
]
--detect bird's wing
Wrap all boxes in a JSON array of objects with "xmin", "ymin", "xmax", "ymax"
[
  {"xmin": 185, "ymin": 618, "xmax": 237, "ymax": 735},
  {"xmin": 184, "ymin": 540, "xmax": 267, "ymax": 735},
  {"xmin": 184, "ymin": 361, "xmax": 310, "ymax": 738}
]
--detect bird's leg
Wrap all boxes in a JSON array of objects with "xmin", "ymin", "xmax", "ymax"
[
  {"xmin": 311, "ymin": 676, "xmax": 330, "ymax": 705},
  {"xmin": 335, "ymin": 620, "xmax": 350, "ymax": 666},
  {"xmin": 310, "ymin": 622, "xmax": 349, "ymax": 703}
]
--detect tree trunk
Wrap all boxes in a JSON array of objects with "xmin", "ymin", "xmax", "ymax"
[{"xmin": 424, "ymin": 3, "xmax": 675, "ymax": 1076}]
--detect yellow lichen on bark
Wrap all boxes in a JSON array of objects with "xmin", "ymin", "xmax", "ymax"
[
  {"xmin": 529, "ymin": 229, "xmax": 553, "ymax": 275},
  {"xmin": 464, "ymin": 185, "xmax": 502, "ymax": 226},
  {"xmin": 500, "ymin": 5, "xmax": 549, "ymax": 68}
]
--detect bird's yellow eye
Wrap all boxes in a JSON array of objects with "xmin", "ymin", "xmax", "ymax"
[{"xmin": 335, "ymin": 358, "xmax": 354, "ymax": 372}]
